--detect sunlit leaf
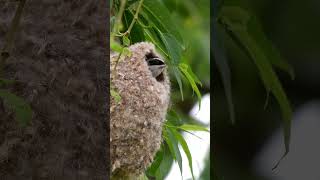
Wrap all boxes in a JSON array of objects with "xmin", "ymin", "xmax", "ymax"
[
  {"xmin": 123, "ymin": 35, "xmax": 130, "ymax": 46},
  {"xmin": 179, "ymin": 124, "xmax": 209, "ymax": 132},
  {"xmin": 171, "ymin": 128, "xmax": 195, "ymax": 180},
  {"xmin": 185, "ymin": 66, "xmax": 202, "ymax": 87},
  {"xmin": 111, "ymin": 39, "xmax": 123, "ymax": 53},
  {"xmin": 179, "ymin": 63, "xmax": 202, "ymax": 108},
  {"xmin": 164, "ymin": 127, "xmax": 183, "ymax": 175}
]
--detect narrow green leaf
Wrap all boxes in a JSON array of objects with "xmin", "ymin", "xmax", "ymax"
[
  {"xmin": 171, "ymin": 128, "xmax": 195, "ymax": 180},
  {"xmin": 186, "ymin": 66, "xmax": 202, "ymax": 87},
  {"xmin": 163, "ymin": 129, "xmax": 175, "ymax": 156},
  {"xmin": 212, "ymin": 22, "xmax": 235, "ymax": 124},
  {"xmin": 159, "ymin": 32, "xmax": 182, "ymax": 65},
  {"xmin": 228, "ymin": 21, "xmax": 292, "ymax": 157},
  {"xmin": 179, "ymin": 63, "xmax": 202, "ymax": 108},
  {"xmin": 146, "ymin": 147, "xmax": 164, "ymax": 176},
  {"xmin": 218, "ymin": 6, "xmax": 292, "ymax": 167},
  {"xmin": 122, "ymin": 35, "xmax": 130, "ymax": 46},
  {"xmin": 165, "ymin": 127, "xmax": 183, "ymax": 175},
  {"xmin": 179, "ymin": 124, "xmax": 209, "ymax": 132},
  {"xmin": 166, "ymin": 109, "xmax": 183, "ymax": 126},
  {"xmin": 143, "ymin": 28, "xmax": 168, "ymax": 57},
  {"xmin": 154, "ymin": 144, "xmax": 174, "ymax": 180},
  {"xmin": 0, "ymin": 89, "xmax": 32, "ymax": 127},
  {"xmin": 110, "ymin": 39, "xmax": 123, "ymax": 53},
  {"xmin": 247, "ymin": 15, "xmax": 295, "ymax": 79},
  {"xmin": 171, "ymin": 66, "xmax": 184, "ymax": 100},
  {"xmin": 142, "ymin": 0, "xmax": 184, "ymax": 47}
]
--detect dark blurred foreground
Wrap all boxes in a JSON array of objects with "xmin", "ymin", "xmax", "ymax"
[{"xmin": 213, "ymin": 0, "xmax": 320, "ymax": 179}]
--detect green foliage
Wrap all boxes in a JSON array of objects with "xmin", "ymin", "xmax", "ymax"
[
  {"xmin": 111, "ymin": 0, "xmax": 202, "ymax": 102},
  {"xmin": 146, "ymin": 115, "xmax": 209, "ymax": 180},
  {"xmin": 214, "ymin": 4, "xmax": 294, "ymax": 168},
  {"xmin": 146, "ymin": 143, "xmax": 173, "ymax": 180},
  {"xmin": 111, "ymin": 0, "xmax": 209, "ymax": 179},
  {"xmin": 179, "ymin": 63, "xmax": 202, "ymax": 108},
  {"xmin": 178, "ymin": 124, "xmax": 210, "ymax": 132}
]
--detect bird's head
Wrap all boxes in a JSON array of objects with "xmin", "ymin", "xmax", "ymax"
[
  {"xmin": 146, "ymin": 57, "xmax": 166, "ymax": 78},
  {"xmin": 144, "ymin": 52, "xmax": 166, "ymax": 82}
]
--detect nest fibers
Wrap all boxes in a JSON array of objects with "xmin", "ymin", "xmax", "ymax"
[{"xmin": 110, "ymin": 42, "xmax": 170, "ymax": 177}]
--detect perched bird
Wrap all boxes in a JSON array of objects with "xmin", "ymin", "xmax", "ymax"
[{"xmin": 110, "ymin": 42, "xmax": 170, "ymax": 179}]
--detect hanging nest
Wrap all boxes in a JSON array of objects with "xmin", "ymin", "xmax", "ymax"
[{"xmin": 110, "ymin": 42, "xmax": 170, "ymax": 178}]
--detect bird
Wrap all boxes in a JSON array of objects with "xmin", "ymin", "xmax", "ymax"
[
  {"xmin": 110, "ymin": 42, "xmax": 170, "ymax": 179},
  {"xmin": 146, "ymin": 57, "xmax": 166, "ymax": 78}
]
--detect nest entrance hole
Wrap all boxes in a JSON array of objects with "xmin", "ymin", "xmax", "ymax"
[{"xmin": 145, "ymin": 52, "xmax": 165, "ymax": 82}]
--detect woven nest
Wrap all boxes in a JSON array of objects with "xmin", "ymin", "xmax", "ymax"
[{"xmin": 110, "ymin": 42, "xmax": 170, "ymax": 178}]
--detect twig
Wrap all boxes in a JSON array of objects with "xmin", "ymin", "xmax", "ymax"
[
  {"xmin": 115, "ymin": 0, "xmax": 144, "ymax": 37},
  {"xmin": 111, "ymin": 0, "xmax": 127, "ymax": 39}
]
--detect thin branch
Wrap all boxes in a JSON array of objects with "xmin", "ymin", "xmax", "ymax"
[
  {"xmin": 111, "ymin": 0, "xmax": 127, "ymax": 39},
  {"xmin": 116, "ymin": 0, "xmax": 144, "ymax": 37}
]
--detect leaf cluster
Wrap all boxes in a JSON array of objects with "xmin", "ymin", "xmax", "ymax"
[
  {"xmin": 111, "ymin": 0, "xmax": 209, "ymax": 179},
  {"xmin": 213, "ymin": 4, "xmax": 293, "ymax": 168}
]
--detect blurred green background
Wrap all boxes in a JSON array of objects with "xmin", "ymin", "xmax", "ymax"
[{"xmin": 214, "ymin": 0, "xmax": 320, "ymax": 179}]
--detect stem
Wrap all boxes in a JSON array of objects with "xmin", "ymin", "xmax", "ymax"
[
  {"xmin": 112, "ymin": 50, "xmax": 123, "ymax": 77},
  {"xmin": 111, "ymin": 0, "xmax": 127, "ymax": 39},
  {"xmin": 116, "ymin": 0, "xmax": 144, "ymax": 37}
]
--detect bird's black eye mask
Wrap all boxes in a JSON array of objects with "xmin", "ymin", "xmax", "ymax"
[
  {"xmin": 145, "ymin": 52, "xmax": 166, "ymax": 82},
  {"xmin": 147, "ymin": 58, "xmax": 165, "ymax": 66}
]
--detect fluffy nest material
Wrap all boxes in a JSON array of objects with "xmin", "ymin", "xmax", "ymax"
[{"xmin": 111, "ymin": 42, "xmax": 170, "ymax": 178}]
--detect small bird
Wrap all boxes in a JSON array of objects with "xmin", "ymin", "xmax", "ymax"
[{"xmin": 146, "ymin": 57, "xmax": 166, "ymax": 78}]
